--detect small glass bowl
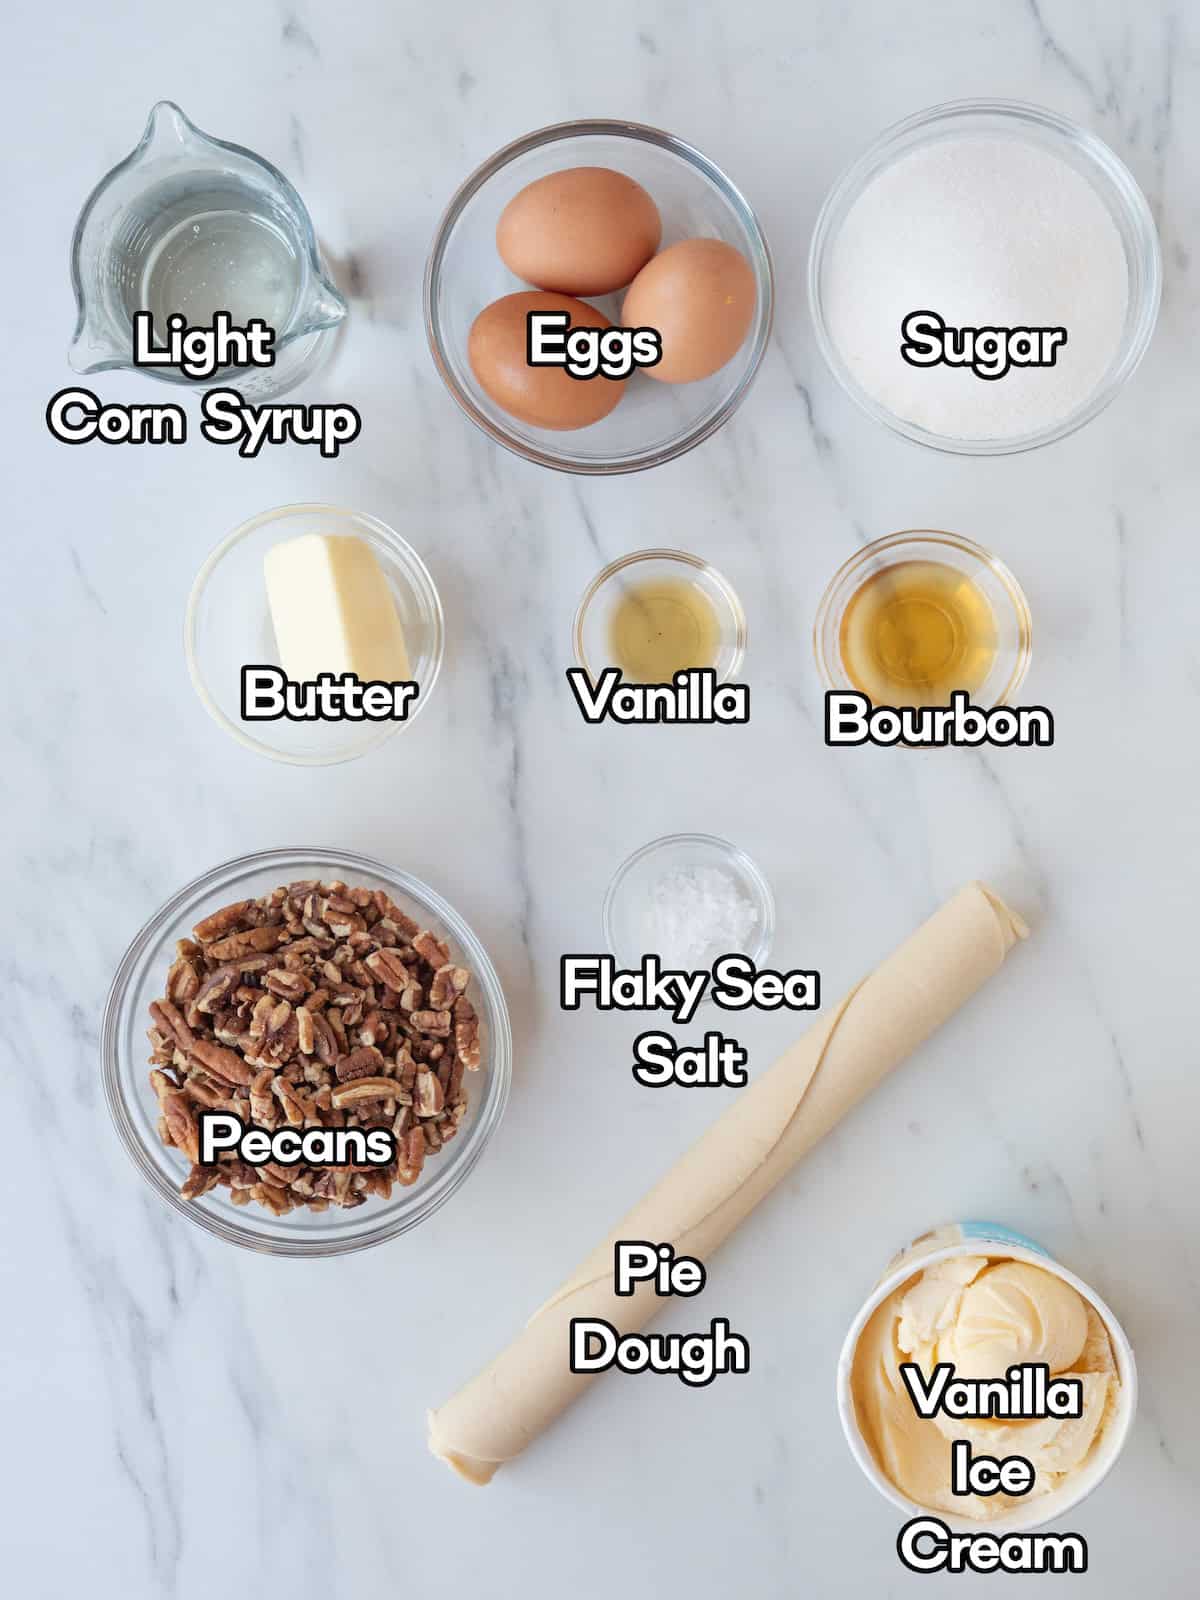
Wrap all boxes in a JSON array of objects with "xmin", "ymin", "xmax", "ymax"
[
  {"xmin": 573, "ymin": 549, "xmax": 747, "ymax": 683},
  {"xmin": 425, "ymin": 119, "xmax": 774, "ymax": 474},
  {"xmin": 813, "ymin": 530, "xmax": 1033, "ymax": 711},
  {"xmin": 101, "ymin": 847, "xmax": 511, "ymax": 1257},
  {"xmin": 186, "ymin": 504, "xmax": 444, "ymax": 766},
  {"xmin": 808, "ymin": 98, "xmax": 1161, "ymax": 455},
  {"xmin": 604, "ymin": 833, "xmax": 775, "ymax": 972}
]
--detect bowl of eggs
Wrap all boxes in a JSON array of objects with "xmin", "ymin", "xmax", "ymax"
[{"xmin": 424, "ymin": 119, "xmax": 774, "ymax": 474}]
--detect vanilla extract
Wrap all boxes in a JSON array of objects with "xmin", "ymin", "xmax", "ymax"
[{"xmin": 566, "ymin": 666, "xmax": 749, "ymax": 724}]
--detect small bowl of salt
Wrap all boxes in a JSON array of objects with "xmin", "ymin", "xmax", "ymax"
[{"xmin": 603, "ymin": 833, "xmax": 775, "ymax": 975}]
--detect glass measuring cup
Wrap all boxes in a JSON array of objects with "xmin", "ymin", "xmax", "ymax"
[{"xmin": 69, "ymin": 101, "xmax": 347, "ymax": 400}]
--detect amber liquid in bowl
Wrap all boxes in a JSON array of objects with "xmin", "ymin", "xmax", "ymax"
[
  {"xmin": 608, "ymin": 578, "xmax": 721, "ymax": 681},
  {"xmin": 839, "ymin": 560, "xmax": 997, "ymax": 709}
]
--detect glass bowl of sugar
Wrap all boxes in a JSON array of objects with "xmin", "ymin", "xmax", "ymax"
[
  {"xmin": 808, "ymin": 99, "xmax": 1161, "ymax": 455},
  {"xmin": 603, "ymin": 833, "xmax": 775, "ymax": 975}
]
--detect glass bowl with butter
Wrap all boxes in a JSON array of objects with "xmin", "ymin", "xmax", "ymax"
[{"xmin": 186, "ymin": 503, "xmax": 444, "ymax": 765}]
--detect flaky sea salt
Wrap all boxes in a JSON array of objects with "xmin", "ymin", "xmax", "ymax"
[
  {"xmin": 826, "ymin": 135, "xmax": 1128, "ymax": 439},
  {"xmin": 645, "ymin": 864, "xmax": 759, "ymax": 969}
]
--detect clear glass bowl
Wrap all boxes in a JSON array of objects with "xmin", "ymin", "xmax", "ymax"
[
  {"xmin": 808, "ymin": 98, "xmax": 1161, "ymax": 455},
  {"xmin": 603, "ymin": 833, "xmax": 775, "ymax": 972},
  {"xmin": 573, "ymin": 548, "xmax": 747, "ymax": 683},
  {"xmin": 101, "ymin": 847, "xmax": 511, "ymax": 1256},
  {"xmin": 425, "ymin": 119, "xmax": 774, "ymax": 474},
  {"xmin": 186, "ymin": 504, "xmax": 444, "ymax": 766},
  {"xmin": 813, "ymin": 530, "xmax": 1033, "ymax": 711},
  {"xmin": 69, "ymin": 100, "xmax": 346, "ymax": 401}
]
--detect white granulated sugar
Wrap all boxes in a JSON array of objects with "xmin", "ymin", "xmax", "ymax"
[
  {"xmin": 826, "ymin": 136, "xmax": 1128, "ymax": 439},
  {"xmin": 645, "ymin": 864, "xmax": 759, "ymax": 970}
]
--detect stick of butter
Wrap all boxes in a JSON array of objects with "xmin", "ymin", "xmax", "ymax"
[{"xmin": 264, "ymin": 534, "xmax": 411, "ymax": 683}]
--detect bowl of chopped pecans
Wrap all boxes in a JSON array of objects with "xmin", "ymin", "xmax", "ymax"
[{"xmin": 102, "ymin": 847, "xmax": 511, "ymax": 1255}]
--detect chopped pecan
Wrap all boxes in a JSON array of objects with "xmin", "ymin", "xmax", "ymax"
[
  {"xmin": 375, "ymin": 895, "xmax": 419, "ymax": 937},
  {"xmin": 256, "ymin": 1161, "xmax": 299, "ymax": 1185},
  {"xmin": 265, "ymin": 968, "xmax": 310, "ymax": 1001},
  {"xmin": 249, "ymin": 992, "xmax": 275, "ymax": 1041},
  {"xmin": 335, "ymin": 1045, "xmax": 385, "ymax": 1082},
  {"xmin": 256, "ymin": 1181, "xmax": 294, "ymax": 1216},
  {"xmin": 149, "ymin": 998, "xmax": 195, "ymax": 1053},
  {"xmin": 414, "ymin": 1069, "xmax": 444, "ymax": 1118},
  {"xmin": 413, "ymin": 930, "xmax": 450, "ymax": 967},
  {"xmin": 429, "ymin": 965, "xmax": 471, "ymax": 1009},
  {"xmin": 181, "ymin": 1164, "xmax": 222, "ymax": 1200},
  {"xmin": 395, "ymin": 1125, "xmax": 426, "ymax": 1186},
  {"xmin": 358, "ymin": 1009, "xmax": 389, "ymax": 1047},
  {"xmin": 326, "ymin": 1010, "xmax": 348, "ymax": 1052},
  {"xmin": 193, "ymin": 900, "xmax": 254, "ymax": 943},
  {"xmin": 272, "ymin": 1075, "xmax": 307, "ymax": 1127},
  {"xmin": 192, "ymin": 967, "xmax": 236, "ymax": 1015},
  {"xmin": 309, "ymin": 1010, "xmax": 338, "ymax": 1066},
  {"xmin": 455, "ymin": 1016, "xmax": 481, "ymax": 1071},
  {"xmin": 249, "ymin": 1068, "xmax": 275, "ymax": 1125},
  {"xmin": 364, "ymin": 948, "xmax": 413, "ymax": 990},
  {"xmin": 411, "ymin": 1009, "xmax": 451, "ymax": 1038},
  {"xmin": 182, "ymin": 1075, "xmax": 226, "ymax": 1109},
  {"xmin": 267, "ymin": 999, "xmax": 293, "ymax": 1040},
  {"xmin": 165, "ymin": 957, "xmax": 201, "ymax": 1007},
  {"xmin": 324, "ymin": 892, "xmax": 359, "ymax": 916},
  {"xmin": 160, "ymin": 1090, "xmax": 200, "ymax": 1163},
  {"xmin": 187, "ymin": 1037, "xmax": 253, "ymax": 1087},
  {"xmin": 330, "ymin": 1077, "xmax": 402, "ymax": 1108},
  {"xmin": 325, "ymin": 909, "xmax": 367, "ymax": 938},
  {"xmin": 206, "ymin": 925, "xmax": 286, "ymax": 963}
]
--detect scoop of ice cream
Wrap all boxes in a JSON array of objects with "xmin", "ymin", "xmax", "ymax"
[
  {"xmin": 938, "ymin": 1260, "xmax": 1090, "ymax": 1380},
  {"xmin": 851, "ymin": 1254, "xmax": 1119, "ymax": 1520}
]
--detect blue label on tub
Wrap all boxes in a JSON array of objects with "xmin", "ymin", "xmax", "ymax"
[{"xmin": 960, "ymin": 1221, "xmax": 1049, "ymax": 1256}]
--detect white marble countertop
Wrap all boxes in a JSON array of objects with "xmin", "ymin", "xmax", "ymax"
[{"xmin": 4, "ymin": 1, "xmax": 1197, "ymax": 1594}]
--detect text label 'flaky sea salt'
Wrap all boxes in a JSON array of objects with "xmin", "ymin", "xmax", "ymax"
[{"xmin": 560, "ymin": 954, "xmax": 819, "ymax": 1026}]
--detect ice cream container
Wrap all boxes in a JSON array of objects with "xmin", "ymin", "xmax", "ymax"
[{"xmin": 836, "ymin": 1222, "xmax": 1137, "ymax": 1533}]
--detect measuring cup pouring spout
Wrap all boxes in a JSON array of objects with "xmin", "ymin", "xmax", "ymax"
[{"xmin": 68, "ymin": 100, "xmax": 347, "ymax": 394}]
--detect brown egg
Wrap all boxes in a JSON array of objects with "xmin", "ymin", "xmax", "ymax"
[
  {"xmin": 468, "ymin": 291, "xmax": 626, "ymax": 430},
  {"xmin": 497, "ymin": 167, "xmax": 662, "ymax": 296},
  {"xmin": 622, "ymin": 238, "xmax": 757, "ymax": 383}
]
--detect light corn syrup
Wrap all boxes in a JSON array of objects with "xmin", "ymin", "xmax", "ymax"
[
  {"xmin": 826, "ymin": 136, "xmax": 1128, "ymax": 439},
  {"xmin": 141, "ymin": 208, "xmax": 300, "ymax": 331}
]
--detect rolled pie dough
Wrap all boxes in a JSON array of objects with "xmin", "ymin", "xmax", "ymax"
[{"xmin": 428, "ymin": 882, "xmax": 1028, "ymax": 1483}]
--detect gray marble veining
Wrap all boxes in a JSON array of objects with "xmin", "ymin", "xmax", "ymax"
[{"xmin": 3, "ymin": 1, "xmax": 1197, "ymax": 1595}]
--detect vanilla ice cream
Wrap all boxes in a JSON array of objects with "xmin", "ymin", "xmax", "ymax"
[{"xmin": 850, "ymin": 1255, "xmax": 1121, "ymax": 1520}]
